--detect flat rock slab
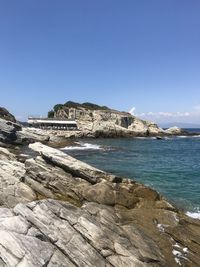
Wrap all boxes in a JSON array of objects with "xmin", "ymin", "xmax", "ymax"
[
  {"xmin": 0, "ymin": 199, "xmax": 166, "ymax": 267},
  {"xmin": 29, "ymin": 142, "xmax": 116, "ymax": 184}
]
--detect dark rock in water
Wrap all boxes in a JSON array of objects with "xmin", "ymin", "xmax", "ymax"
[
  {"xmin": 0, "ymin": 107, "xmax": 16, "ymax": 122},
  {"xmin": 156, "ymin": 136, "xmax": 164, "ymax": 140}
]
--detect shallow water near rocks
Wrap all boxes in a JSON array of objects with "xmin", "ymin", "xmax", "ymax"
[{"xmin": 63, "ymin": 136, "xmax": 200, "ymax": 217}]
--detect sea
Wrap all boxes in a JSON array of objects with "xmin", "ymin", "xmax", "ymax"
[{"xmin": 62, "ymin": 129, "xmax": 200, "ymax": 219}]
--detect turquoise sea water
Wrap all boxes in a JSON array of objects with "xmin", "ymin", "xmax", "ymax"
[{"xmin": 63, "ymin": 135, "xmax": 200, "ymax": 216}]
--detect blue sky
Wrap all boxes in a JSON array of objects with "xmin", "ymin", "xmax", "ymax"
[{"xmin": 0, "ymin": 0, "xmax": 200, "ymax": 125}]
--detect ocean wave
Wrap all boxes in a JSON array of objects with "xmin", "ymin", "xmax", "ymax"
[
  {"xmin": 186, "ymin": 211, "xmax": 200, "ymax": 220},
  {"xmin": 61, "ymin": 142, "xmax": 102, "ymax": 151}
]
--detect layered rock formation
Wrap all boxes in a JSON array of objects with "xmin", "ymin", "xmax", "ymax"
[
  {"xmin": 0, "ymin": 116, "xmax": 72, "ymax": 148},
  {"xmin": 0, "ymin": 142, "xmax": 200, "ymax": 266},
  {"xmin": 0, "ymin": 118, "xmax": 21, "ymax": 145},
  {"xmin": 0, "ymin": 107, "xmax": 16, "ymax": 123},
  {"xmin": 49, "ymin": 101, "xmax": 165, "ymax": 137}
]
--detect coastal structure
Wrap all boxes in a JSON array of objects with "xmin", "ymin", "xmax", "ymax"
[{"xmin": 28, "ymin": 117, "xmax": 77, "ymax": 130}]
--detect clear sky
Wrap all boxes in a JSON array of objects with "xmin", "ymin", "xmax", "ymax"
[{"xmin": 0, "ymin": 0, "xmax": 200, "ymax": 124}]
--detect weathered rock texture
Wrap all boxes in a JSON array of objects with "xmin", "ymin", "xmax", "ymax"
[
  {"xmin": 50, "ymin": 102, "xmax": 165, "ymax": 137},
  {"xmin": 0, "ymin": 107, "xmax": 16, "ymax": 122},
  {"xmin": 165, "ymin": 126, "xmax": 185, "ymax": 135},
  {"xmin": 0, "ymin": 142, "xmax": 200, "ymax": 266},
  {"xmin": 0, "ymin": 118, "xmax": 21, "ymax": 144}
]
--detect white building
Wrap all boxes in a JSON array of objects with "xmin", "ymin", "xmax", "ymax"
[{"xmin": 28, "ymin": 117, "xmax": 78, "ymax": 130}]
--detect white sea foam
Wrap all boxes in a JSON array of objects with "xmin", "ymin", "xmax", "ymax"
[
  {"xmin": 61, "ymin": 142, "xmax": 102, "ymax": 151},
  {"xmin": 186, "ymin": 211, "xmax": 200, "ymax": 220},
  {"xmin": 183, "ymin": 247, "xmax": 188, "ymax": 253}
]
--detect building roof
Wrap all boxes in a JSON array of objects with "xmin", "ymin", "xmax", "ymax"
[{"xmin": 28, "ymin": 118, "xmax": 77, "ymax": 125}]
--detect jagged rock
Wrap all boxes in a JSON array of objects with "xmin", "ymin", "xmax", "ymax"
[
  {"xmin": 0, "ymin": 107, "xmax": 16, "ymax": 122},
  {"xmin": 0, "ymin": 117, "xmax": 51, "ymax": 145},
  {"xmin": 0, "ymin": 118, "xmax": 21, "ymax": 144}
]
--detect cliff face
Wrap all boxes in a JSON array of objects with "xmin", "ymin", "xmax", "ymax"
[{"xmin": 50, "ymin": 102, "xmax": 164, "ymax": 137}]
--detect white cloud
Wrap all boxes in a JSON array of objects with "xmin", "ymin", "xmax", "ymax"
[
  {"xmin": 128, "ymin": 106, "xmax": 200, "ymax": 123},
  {"xmin": 158, "ymin": 112, "xmax": 173, "ymax": 117},
  {"xmin": 147, "ymin": 112, "xmax": 155, "ymax": 116},
  {"xmin": 193, "ymin": 105, "xmax": 200, "ymax": 111}
]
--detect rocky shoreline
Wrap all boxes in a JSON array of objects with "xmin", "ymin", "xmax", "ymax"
[
  {"xmin": 0, "ymin": 110, "xmax": 200, "ymax": 266},
  {"xmin": 0, "ymin": 140, "xmax": 200, "ymax": 267}
]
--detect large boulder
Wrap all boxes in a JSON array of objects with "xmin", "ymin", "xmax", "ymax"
[
  {"xmin": 16, "ymin": 127, "xmax": 50, "ymax": 144},
  {"xmin": 0, "ymin": 118, "xmax": 22, "ymax": 144},
  {"xmin": 29, "ymin": 142, "xmax": 116, "ymax": 184},
  {"xmin": 0, "ymin": 107, "xmax": 16, "ymax": 122},
  {"xmin": 0, "ymin": 118, "xmax": 50, "ymax": 145},
  {"xmin": 165, "ymin": 126, "xmax": 184, "ymax": 135}
]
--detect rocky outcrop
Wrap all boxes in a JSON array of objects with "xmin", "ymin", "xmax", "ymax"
[
  {"xmin": 0, "ymin": 118, "xmax": 21, "ymax": 144},
  {"xmin": 0, "ymin": 107, "xmax": 16, "ymax": 122},
  {"xmin": 0, "ymin": 117, "xmax": 50, "ymax": 146},
  {"xmin": 165, "ymin": 126, "xmax": 184, "ymax": 135},
  {"xmin": 0, "ymin": 142, "xmax": 200, "ymax": 266},
  {"xmin": 49, "ymin": 101, "xmax": 165, "ymax": 137},
  {"xmin": 0, "ymin": 199, "xmax": 166, "ymax": 267},
  {"xmin": 0, "ymin": 158, "xmax": 37, "ymax": 207},
  {"xmin": 16, "ymin": 127, "xmax": 50, "ymax": 144}
]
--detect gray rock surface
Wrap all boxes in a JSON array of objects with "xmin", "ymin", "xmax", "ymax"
[
  {"xmin": 0, "ymin": 119, "xmax": 21, "ymax": 144},
  {"xmin": 0, "ymin": 147, "xmax": 16, "ymax": 161},
  {"xmin": 16, "ymin": 127, "xmax": 50, "ymax": 144},
  {"xmin": 0, "ymin": 160, "xmax": 37, "ymax": 207},
  {"xmin": 29, "ymin": 142, "xmax": 116, "ymax": 184},
  {"xmin": 0, "ymin": 107, "xmax": 16, "ymax": 122},
  {"xmin": 0, "ymin": 142, "xmax": 200, "ymax": 266},
  {"xmin": 0, "ymin": 199, "xmax": 165, "ymax": 267},
  {"xmin": 0, "ymin": 117, "xmax": 51, "ymax": 145}
]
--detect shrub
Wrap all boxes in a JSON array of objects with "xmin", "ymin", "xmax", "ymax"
[{"xmin": 48, "ymin": 110, "xmax": 54, "ymax": 118}]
